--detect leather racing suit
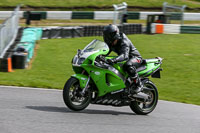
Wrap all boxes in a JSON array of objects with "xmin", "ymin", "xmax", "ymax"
[{"xmin": 107, "ymin": 33, "xmax": 143, "ymax": 78}]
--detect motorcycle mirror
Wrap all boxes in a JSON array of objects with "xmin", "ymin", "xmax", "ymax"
[{"xmin": 77, "ymin": 49, "xmax": 82, "ymax": 58}]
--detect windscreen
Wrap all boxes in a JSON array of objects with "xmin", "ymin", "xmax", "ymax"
[{"xmin": 83, "ymin": 39, "xmax": 109, "ymax": 53}]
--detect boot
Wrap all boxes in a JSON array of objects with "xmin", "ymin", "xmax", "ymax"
[{"xmin": 130, "ymin": 74, "xmax": 143, "ymax": 94}]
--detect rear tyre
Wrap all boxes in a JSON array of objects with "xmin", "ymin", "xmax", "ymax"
[
  {"xmin": 130, "ymin": 80, "xmax": 158, "ymax": 115},
  {"xmin": 63, "ymin": 77, "xmax": 91, "ymax": 111}
]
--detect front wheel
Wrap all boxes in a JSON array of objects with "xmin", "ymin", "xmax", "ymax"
[
  {"xmin": 130, "ymin": 80, "xmax": 158, "ymax": 115},
  {"xmin": 63, "ymin": 77, "xmax": 91, "ymax": 111}
]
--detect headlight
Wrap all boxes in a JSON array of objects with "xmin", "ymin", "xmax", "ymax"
[
  {"xmin": 72, "ymin": 56, "xmax": 85, "ymax": 66},
  {"xmin": 77, "ymin": 57, "xmax": 85, "ymax": 65},
  {"xmin": 72, "ymin": 56, "xmax": 78, "ymax": 64}
]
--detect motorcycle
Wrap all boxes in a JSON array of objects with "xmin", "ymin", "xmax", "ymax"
[{"xmin": 63, "ymin": 39, "xmax": 163, "ymax": 115}]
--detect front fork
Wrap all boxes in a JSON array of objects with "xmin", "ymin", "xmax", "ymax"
[
  {"xmin": 71, "ymin": 74, "xmax": 90, "ymax": 96},
  {"xmin": 81, "ymin": 76, "xmax": 90, "ymax": 96}
]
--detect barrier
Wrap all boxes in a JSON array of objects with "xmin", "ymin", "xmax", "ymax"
[
  {"xmin": 42, "ymin": 27, "xmax": 83, "ymax": 39},
  {"xmin": 151, "ymin": 23, "xmax": 200, "ymax": 34},
  {"xmin": 47, "ymin": 11, "xmax": 72, "ymax": 20},
  {"xmin": 151, "ymin": 23, "xmax": 181, "ymax": 34},
  {"xmin": 181, "ymin": 26, "xmax": 200, "ymax": 34},
  {"xmin": 0, "ymin": 57, "xmax": 12, "ymax": 72},
  {"xmin": 82, "ymin": 25, "xmax": 104, "ymax": 36},
  {"xmin": 23, "ymin": 11, "xmax": 47, "ymax": 19},
  {"xmin": 12, "ymin": 28, "xmax": 43, "ymax": 69},
  {"xmin": 0, "ymin": 6, "xmax": 20, "ymax": 72},
  {"xmin": 2, "ymin": 11, "xmax": 200, "ymax": 21},
  {"xmin": 12, "ymin": 52, "xmax": 27, "ymax": 69},
  {"xmin": 0, "ymin": 6, "xmax": 20, "ymax": 58},
  {"xmin": 184, "ymin": 13, "xmax": 200, "ymax": 21},
  {"xmin": 0, "ymin": 11, "xmax": 23, "ymax": 20},
  {"xmin": 94, "ymin": 11, "xmax": 115, "ymax": 20},
  {"xmin": 72, "ymin": 12, "xmax": 94, "ymax": 19},
  {"xmin": 41, "ymin": 24, "xmax": 142, "ymax": 39}
]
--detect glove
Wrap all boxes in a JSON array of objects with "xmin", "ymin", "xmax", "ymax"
[{"xmin": 106, "ymin": 59, "xmax": 115, "ymax": 65}]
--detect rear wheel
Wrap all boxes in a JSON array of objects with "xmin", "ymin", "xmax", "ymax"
[
  {"xmin": 63, "ymin": 77, "xmax": 91, "ymax": 111},
  {"xmin": 130, "ymin": 80, "xmax": 158, "ymax": 115}
]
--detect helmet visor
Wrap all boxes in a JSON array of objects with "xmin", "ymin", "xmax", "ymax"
[{"xmin": 103, "ymin": 32, "xmax": 116, "ymax": 46}]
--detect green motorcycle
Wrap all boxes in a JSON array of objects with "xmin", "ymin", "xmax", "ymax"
[{"xmin": 63, "ymin": 39, "xmax": 163, "ymax": 115}]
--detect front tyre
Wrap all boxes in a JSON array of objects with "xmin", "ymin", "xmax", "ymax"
[
  {"xmin": 63, "ymin": 77, "xmax": 91, "ymax": 111},
  {"xmin": 130, "ymin": 80, "xmax": 158, "ymax": 115}
]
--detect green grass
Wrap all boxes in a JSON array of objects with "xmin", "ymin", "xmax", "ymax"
[
  {"xmin": 19, "ymin": 19, "xmax": 200, "ymax": 27},
  {"xmin": 19, "ymin": 19, "xmax": 114, "ymax": 27},
  {"xmin": 0, "ymin": 0, "xmax": 200, "ymax": 9},
  {"xmin": 0, "ymin": 34, "xmax": 200, "ymax": 105}
]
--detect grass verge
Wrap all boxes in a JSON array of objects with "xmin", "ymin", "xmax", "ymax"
[
  {"xmin": 0, "ymin": 34, "xmax": 200, "ymax": 105},
  {"xmin": 18, "ymin": 19, "xmax": 200, "ymax": 27},
  {"xmin": 0, "ymin": 0, "xmax": 200, "ymax": 8}
]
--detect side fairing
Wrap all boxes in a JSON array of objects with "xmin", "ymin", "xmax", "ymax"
[{"xmin": 81, "ymin": 64, "xmax": 126, "ymax": 97}]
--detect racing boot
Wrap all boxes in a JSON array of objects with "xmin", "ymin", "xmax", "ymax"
[{"xmin": 130, "ymin": 74, "xmax": 143, "ymax": 94}]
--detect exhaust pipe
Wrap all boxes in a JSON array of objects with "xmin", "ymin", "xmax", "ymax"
[{"xmin": 132, "ymin": 92, "xmax": 149, "ymax": 102}]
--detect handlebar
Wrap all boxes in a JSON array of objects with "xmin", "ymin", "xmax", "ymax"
[
  {"xmin": 94, "ymin": 55, "xmax": 110, "ymax": 69},
  {"xmin": 98, "ymin": 55, "xmax": 108, "ymax": 63}
]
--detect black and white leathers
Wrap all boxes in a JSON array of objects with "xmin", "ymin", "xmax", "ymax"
[{"xmin": 107, "ymin": 33, "xmax": 142, "ymax": 63}]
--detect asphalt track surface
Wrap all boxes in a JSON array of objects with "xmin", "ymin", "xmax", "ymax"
[{"xmin": 0, "ymin": 86, "xmax": 200, "ymax": 133}]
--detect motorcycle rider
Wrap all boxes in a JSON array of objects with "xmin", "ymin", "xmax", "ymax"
[{"xmin": 103, "ymin": 24, "xmax": 143, "ymax": 93}]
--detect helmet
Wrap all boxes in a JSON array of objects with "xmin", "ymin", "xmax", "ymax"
[{"xmin": 103, "ymin": 24, "xmax": 121, "ymax": 46}]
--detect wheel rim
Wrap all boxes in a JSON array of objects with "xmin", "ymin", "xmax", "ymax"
[
  {"xmin": 69, "ymin": 81, "xmax": 88, "ymax": 106},
  {"xmin": 137, "ymin": 83, "xmax": 157, "ymax": 112}
]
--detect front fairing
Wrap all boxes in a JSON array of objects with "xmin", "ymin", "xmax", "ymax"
[{"xmin": 71, "ymin": 39, "xmax": 126, "ymax": 97}]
